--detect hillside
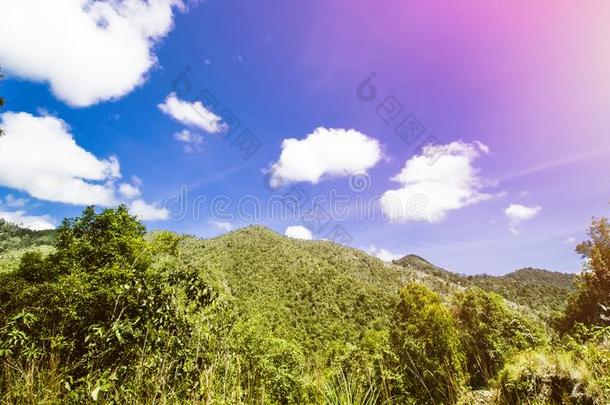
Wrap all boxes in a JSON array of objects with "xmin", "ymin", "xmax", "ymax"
[
  {"xmin": 394, "ymin": 254, "xmax": 575, "ymax": 315},
  {"xmin": 1, "ymin": 211, "xmax": 607, "ymax": 404},
  {"xmin": 0, "ymin": 219, "xmax": 55, "ymax": 274},
  {"xmin": 176, "ymin": 226, "xmax": 461, "ymax": 357},
  {"xmin": 0, "ymin": 219, "xmax": 55, "ymax": 253}
]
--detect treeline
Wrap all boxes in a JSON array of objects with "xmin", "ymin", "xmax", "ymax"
[
  {"xmin": 0, "ymin": 219, "xmax": 55, "ymax": 255},
  {"xmin": 395, "ymin": 256, "xmax": 575, "ymax": 317},
  {"xmin": 0, "ymin": 207, "xmax": 608, "ymax": 403}
]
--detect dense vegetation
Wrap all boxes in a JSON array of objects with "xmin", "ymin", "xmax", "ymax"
[
  {"xmin": 0, "ymin": 207, "xmax": 609, "ymax": 403},
  {"xmin": 395, "ymin": 255, "xmax": 575, "ymax": 317},
  {"xmin": 0, "ymin": 220, "xmax": 55, "ymax": 275},
  {"xmin": 0, "ymin": 220, "xmax": 55, "ymax": 255}
]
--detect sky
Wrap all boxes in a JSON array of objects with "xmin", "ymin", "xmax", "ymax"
[{"xmin": 1, "ymin": 0, "xmax": 609, "ymax": 275}]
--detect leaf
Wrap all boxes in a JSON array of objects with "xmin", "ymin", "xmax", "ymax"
[{"xmin": 91, "ymin": 385, "xmax": 101, "ymax": 401}]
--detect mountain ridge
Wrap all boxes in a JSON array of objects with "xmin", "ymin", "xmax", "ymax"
[{"xmin": 393, "ymin": 253, "xmax": 575, "ymax": 315}]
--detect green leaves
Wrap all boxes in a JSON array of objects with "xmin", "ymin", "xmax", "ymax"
[
  {"xmin": 452, "ymin": 287, "xmax": 547, "ymax": 389},
  {"xmin": 389, "ymin": 283, "xmax": 467, "ymax": 403},
  {"xmin": 0, "ymin": 206, "xmax": 216, "ymax": 401},
  {"xmin": 563, "ymin": 217, "xmax": 610, "ymax": 330}
]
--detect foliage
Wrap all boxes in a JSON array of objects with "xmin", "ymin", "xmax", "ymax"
[
  {"xmin": 495, "ymin": 350, "xmax": 599, "ymax": 404},
  {"xmin": 0, "ymin": 206, "xmax": 216, "ymax": 402},
  {"xmin": 389, "ymin": 282, "xmax": 466, "ymax": 404},
  {"xmin": 562, "ymin": 218, "xmax": 610, "ymax": 330},
  {"xmin": 0, "ymin": 219, "xmax": 55, "ymax": 254},
  {"xmin": 395, "ymin": 256, "xmax": 575, "ymax": 317},
  {"xmin": 453, "ymin": 288, "xmax": 548, "ymax": 389},
  {"xmin": 1, "ymin": 210, "xmax": 609, "ymax": 403},
  {"xmin": 323, "ymin": 370, "xmax": 380, "ymax": 405}
]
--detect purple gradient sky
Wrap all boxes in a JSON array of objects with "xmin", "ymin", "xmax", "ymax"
[{"xmin": 1, "ymin": 0, "xmax": 609, "ymax": 274}]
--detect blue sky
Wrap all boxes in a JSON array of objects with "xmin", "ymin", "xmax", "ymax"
[{"xmin": 1, "ymin": 0, "xmax": 609, "ymax": 274}]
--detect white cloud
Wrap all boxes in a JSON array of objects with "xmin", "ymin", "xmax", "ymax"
[
  {"xmin": 129, "ymin": 199, "xmax": 168, "ymax": 221},
  {"xmin": 209, "ymin": 220, "xmax": 234, "ymax": 232},
  {"xmin": 268, "ymin": 127, "xmax": 382, "ymax": 187},
  {"xmin": 159, "ymin": 93, "xmax": 226, "ymax": 134},
  {"xmin": 364, "ymin": 246, "xmax": 402, "ymax": 262},
  {"xmin": 381, "ymin": 141, "xmax": 491, "ymax": 223},
  {"xmin": 2, "ymin": 194, "xmax": 29, "ymax": 208},
  {"xmin": 0, "ymin": 112, "xmax": 120, "ymax": 205},
  {"xmin": 284, "ymin": 225, "xmax": 313, "ymax": 240},
  {"xmin": 119, "ymin": 183, "xmax": 141, "ymax": 199},
  {"xmin": 0, "ymin": 0, "xmax": 184, "ymax": 107},
  {"xmin": 0, "ymin": 210, "xmax": 55, "ymax": 231},
  {"xmin": 504, "ymin": 203, "xmax": 541, "ymax": 234},
  {"xmin": 174, "ymin": 129, "xmax": 204, "ymax": 153},
  {"xmin": 565, "ymin": 236, "xmax": 577, "ymax": 244},
  {"xmin": 0, "ymin": 112, "xmax": 168, "ymax": 222}
]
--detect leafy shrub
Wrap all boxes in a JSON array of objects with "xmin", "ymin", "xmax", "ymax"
[
  {"xmin": 323, "ymin": 370, "xmax": 380, "ymax": 405},
  {"xmin": 563, "ymin": 326, "xmax": 610, "ymax": 402},
  {"xmin": 389, "ymin": 282, "xmax": 467, "ymax": 404},
  {"xmin": 229, "ymin": 317, "xmax": 307, "ymax": 404},
  {"xmin": 453, "ymin": 287, "xmax": 548, "ymax": 388},
  {"xmin": 0, "ymin": 206, "xmax": 216, "ymax": 402},
  {"xmin": 562, "ymin": 218, "xmax": 610, "ymax": 331},
  {"xmin": 0, "ymin": 219, "xmax": 54, "ymax": 255},
  {"xmin": 495, "ymin": 350, "xmax": 597, "ymax": 404}
]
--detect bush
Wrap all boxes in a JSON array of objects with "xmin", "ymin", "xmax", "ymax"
[
  {"xmin": 0, "ymin": 206, "xmax": 216, "ymax": 402},
  {"xmin": 562, "ymin": 218, "xmax": 610, "ymax": 330},
  {"xmin": 453, "ymin": 288, "xmax": 548, "ymax": 388},
  {"xmin": 389, "ymin": 282, "xmax": 467, "ymax": 404},
  {"xmin": 495, "ymin": 350, "xmax": 597, "ymax": 404}
]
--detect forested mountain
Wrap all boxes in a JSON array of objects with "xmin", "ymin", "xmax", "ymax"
[
  {"xmin": 0, "ymin": 209, "xmax": 608, "ymax": 404},
  {"xmin": 394, "ymin": 254, "xmax": 575, "ymax": 316},
  {"xmin": 0, "ymin": 219, "xmax": 55, "ymax": 254},
  {"xmin": 0, "ymin": 220, "xmax": 55, "ymax": 274}
]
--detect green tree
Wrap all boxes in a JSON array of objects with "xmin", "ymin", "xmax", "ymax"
[
  {"xmin": 389, "ymin": 282, "xmax": 466, "ymax": 404},
  {"xmin": 453, "ymin": 288, "xmax": 547, "ymax": 388},
  {"xmin": 0, "ymin": 206, "xmax": 215, "ymax": 393},
  {"xmin": 563, "ymin": 217, "xmax": 610, "ymax": 330}
]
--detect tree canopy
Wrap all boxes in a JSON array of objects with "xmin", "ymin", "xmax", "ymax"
[{"xmin": 562, "ymin": 217, "xmax": 610, "ymax": 330}]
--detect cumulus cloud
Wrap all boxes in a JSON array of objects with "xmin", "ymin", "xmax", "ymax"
[
  {"xmin": 284, "ymin": 225, "xmax": 313, "ymax": 240},
  {"xmin": 0, "ymin": 112, "xmax": 168, "ymax": 222},
  {"xmin": 381, "ymin": 141, "xmax": 491, "ymax": 223},
  {"xmin": 0, "ymin": 112, "xmax": 120, "ymax": 205},
  {"xmin": 364, "ymin": 246, "xmax": 402, "ymax": 262},
  {"xmin": 119, "ymin": 183, "xmax": 141, "ymax": 199},
  {"xmin": 0, "ymin": 210, "xmax": 55, "ymax": 231},
  {"xmin": 2, "ymin": 195, "xmax": 29, "ymax": 208},
  {"xmin": 0, "ymin": 0, "xmax": 185, "ymax": 106},
  {"xmin": 129, "ymin": 199, "xmax": 168, "ymax": 221},
  {"xmin": 268, "ymin": 127, "xmax": 382, "ymax": 188},
  {"xmin": 174, "ymin": 129, "xmax": 204, "ymax": 152},
  {"xmin": 504, "ymin": 203, "xmax": 541, "ymax": 234},
  {"xmin": 209, "ymin": 220, "xmax": 234, "ymax": 232},
  {"xmin": 159, "ymin": 93, "xmax": 226, "ymax": 134}
]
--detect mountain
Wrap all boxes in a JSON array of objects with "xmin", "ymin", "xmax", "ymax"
[
  {"xmin": 176, "ymin": 226, "xmax": 462, "ymax": 356},
  {"xmin": 503, "ymin": 267, "xmax": 574, "ymax": 289},
  {"xmin": 0, "ymin": 219, "xmax": 55, "ymax": 254},
  {"xmin": 0, "ymin": 219, "xmax": 55, "ymax": 274},
  {"xmin": 393, "ymin": 254, "xmax": 575, "ymax": 316},
  {"xmin": 1, "ymin": 214, "xmax": 605, "ymax": 404}
]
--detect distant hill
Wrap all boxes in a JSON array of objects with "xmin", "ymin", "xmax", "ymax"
[
  {"xmin": 1, "ymin": 216, "xmax": 600, "ymax": 404},
  {"xmin": 0, "ymin": 219, "xmax": 574, "ymax": 317},
  {"xmin": 394, "ymin": 254, "xmax": 575, "ymax": 316},
  {"xmin": 176, "ymin": 226, "xmax": 462, "ymax": 358},
  {"xmin": 0, "ymin": 219, "xmax": 55, "ymax": 254},
  {"xmin": 502, "ymin": 267, "xmax": 574, "ymax": 289}
]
